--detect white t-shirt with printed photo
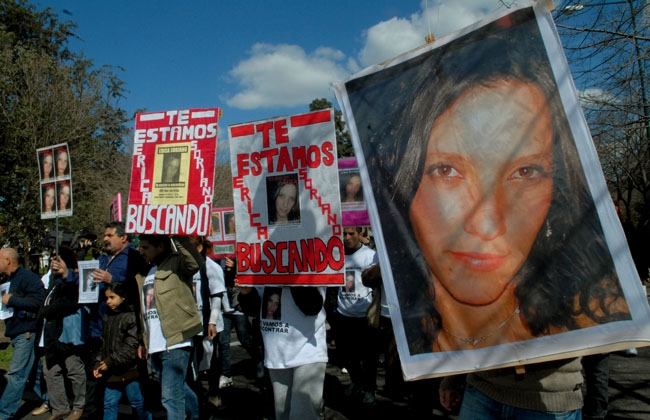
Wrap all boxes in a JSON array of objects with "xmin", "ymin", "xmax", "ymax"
[
  {"xmin": 142, "ymin": 266, "xmax": 191, "ymax": 354},
  {"xmin": 338, "ymin": 245, "xmax": 376, "ymax": 318},
  {"xmin": 260, "ymin": 286, "xmax": 328, "ymax": 370}
]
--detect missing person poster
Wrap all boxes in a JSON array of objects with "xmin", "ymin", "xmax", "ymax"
[
  {"xmin": 333, "ymin": 2, "xmax": 650, "ymax": 380},
  {"xmin": 0, "ymin": 283, "xmax": 13, "ymax": 320},
  {"xmin": 37, "ymin": 143, "xmax": 74, "ymax": 219},
  {"xmin": 208, "ymin": 207, "xmax": 236, "ymax": 259},
  {"xmin": 126, "ymin": 108, "xmax": 220, "ymax": 235},
  {"xmin": 229, "ymin": 109, "xmax": 344, "ymax": 286},
  {"xmin": 78, "ymin": 260, "xmax": 100, "ymax": 304},
  {"xmin": 339, "ymin": 157, "xmax": 370, "ymax": 227}
]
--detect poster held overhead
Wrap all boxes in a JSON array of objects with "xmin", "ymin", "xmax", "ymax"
[
  {"xmin": 229, "ymin": 109, "xmax": 344, "ymax": 286},
  {"xmin": 208, "ymin": 207, "xmax": 236, "ymax": 259},
  {"xmin": 333, "ymin": 2, "xmax": 650, "ymax": 380},
  {"xmin": 37, "ymin": 143, "xmax": 73, "ymax": 219},
  {"xmin": 126, "ymin": 108, "xmax": 220, "ymax": 235},
  {"xmin": 338, "ymin": 157, "xmax": 370, "ymax": 227},
  {"xmin": 110, "ymin": 193, "xmax": 122, "ymax": 222}
]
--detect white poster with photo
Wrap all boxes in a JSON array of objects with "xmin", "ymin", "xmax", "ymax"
[
  {"xmin": 37, "ymin": 142, "xmax": 74, "ymax": 219},
  {"xmin": 0, "ymin": 283, "xmax": 13, "ymax": 320},
  {"xmin": 333, "ymin": 2, "xmax": 650, "ymax": 380},
  {"xmin": 78, "ymin": 260, "xmax": 100, "ymax": 304},
  {"xmin": 229, "ymin": 109, "xmax": 344, "ymax": 286}
]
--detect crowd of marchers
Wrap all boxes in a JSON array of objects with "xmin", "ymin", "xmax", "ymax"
[{"xmin": 0, "ymin": 220, "xmax": 645, "ymax": 420}]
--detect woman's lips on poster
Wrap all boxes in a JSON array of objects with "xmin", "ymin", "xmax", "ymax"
[{"xmin": 448, "ymin": 251, "xmax": 508, "ymax": 271}]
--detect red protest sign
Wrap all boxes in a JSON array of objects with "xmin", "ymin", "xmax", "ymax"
[{"xmin": 126, "ymin": 108, "xmax": 220, "ymax": 235}]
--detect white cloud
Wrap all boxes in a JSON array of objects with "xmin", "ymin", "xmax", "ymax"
[
  {"xmin": 358, "ymin": 17, "xmax": 424, "ymax": 68},
  {"xmin": 359, "ymin": 0, "xmax": 510, "ymax": 67},
  {"xmin": 226, "ymin": 0, "xmax": 518, "ymax": 110},
  {"xmin": 226, "ymin": 43, "xmax": 350, "ymax": 110},
  {"xmin": 578, "ymin": 88, "xmax": 618, "ymax": 108}
]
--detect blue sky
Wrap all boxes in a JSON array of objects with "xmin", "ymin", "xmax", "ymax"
[{"xmin": 36, "ymin": 0, "xmax": 589, "ymax": 143}]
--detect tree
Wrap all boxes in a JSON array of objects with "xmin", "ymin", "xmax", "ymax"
[
  {"xmin": 553, "ymin": 0, "xmax": 650, "ymax": 228},
  {"xmin": 212, "ymin": 138, "xmax": 234, "ymax": 208},
  {"xmin": 0, "ymin": 0, "xmax": 132, "ymax": 266},
  {"xmin": 309, "ymin": 98, "xmax": 354, "ymax": 158}
]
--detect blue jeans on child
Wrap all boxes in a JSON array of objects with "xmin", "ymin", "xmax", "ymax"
[{"xmin": 103, "ymin": 379, "xmax": 151, "ymax": 420}]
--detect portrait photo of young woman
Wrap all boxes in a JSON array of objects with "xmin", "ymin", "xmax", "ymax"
[
  {"xmin": 266, "ymin": 173, "xmax": 301, "ymax": 226},
  {"xmin": 340, "ymin": 5, "xmax": 635, "ymax": 363}
]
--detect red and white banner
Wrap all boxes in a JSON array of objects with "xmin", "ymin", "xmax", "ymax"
[
  {"xmin": 229, "ymin": 109, "xmax": 344, "ymax": 286},
  {"xmin": 126, "ymin": 108, "xmax": 220, "ymax": 235}
]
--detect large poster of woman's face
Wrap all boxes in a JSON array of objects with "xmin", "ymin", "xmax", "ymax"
[
  {"xmin": 266, "ymin": 173, "xmax": 301, "ymax": 226},
  {"xmin": 335, "ymin": 4, "xmax": 648, "ymax": 379}
]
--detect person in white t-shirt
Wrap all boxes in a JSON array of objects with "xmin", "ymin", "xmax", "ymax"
[
  {"xmin": 335, "ymin": 227, "xmax": 378, "ymax": 405},
  {"xmin": 239, "ymin": 285, "xmax": 327, "ymax": 420}
]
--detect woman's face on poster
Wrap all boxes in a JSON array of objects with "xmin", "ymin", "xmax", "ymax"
[
  {"xmin": 56, "ymin": 150, "xmax": 68, "ymax": 175},
  {"xmin": 58, "ymin": 185, "xmax": 70, "ymax": 209},
  {"xmin": 345, "ymin": 175, "xmax": 362, "ymax": 201},
  {"xmin": 409, "ymin": 80, "xmax": 553, "ymax": 306},
  {"xmin": 42, "ymin": 153, "xmax": 53, "ymax": 178},
  {"xmin": 227, "ymin": 215, "xmax": 236, "ymax": 233},
  {"xmin": 275, "ymin": 183, "xmax": 297, "ymax": 222},
  {"xmin": 266, "ymin": 293, "xmax": 280, "ymax": 317},
  {"xmin": 164, "ymin": 157, "xmax": 180, "ymax": 182},
  {"xmin": 44, "ymin": 187, "xmax": 55, "ymax": 211}
]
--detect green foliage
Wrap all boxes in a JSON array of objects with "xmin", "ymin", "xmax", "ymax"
[
  {"xmin": 0, "ymin": 344, "xmax": 11, "ymax": 371},
  {"xmin": 309, "ymin": 98, "xmax": 354, "ymax": 158},
  {"xmin": 0, "ymin": 0, "xmax": 76, "ymax": 59},
  {"xmin": 0, "ymin": 0, "xmax": 132, "ymax": 264}
]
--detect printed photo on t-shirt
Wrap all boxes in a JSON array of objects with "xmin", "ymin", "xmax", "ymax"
[{"xmin": 263, "ymin": 287, "xmax": 282, "ymax": 320}]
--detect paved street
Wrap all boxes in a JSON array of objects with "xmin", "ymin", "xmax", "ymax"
[{"xmin": 2, "ymin": 329, "xmax": 649, "ymax": 420}]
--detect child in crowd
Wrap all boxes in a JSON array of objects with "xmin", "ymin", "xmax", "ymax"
[{"xmin": 93, "ymin": 282, "xmax": 151, "ymax": 420}]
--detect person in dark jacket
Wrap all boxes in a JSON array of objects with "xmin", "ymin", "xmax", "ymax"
[
  {"xmin": 93, "ymin": 282, "xmax": 150, "ymax": 420},
  {"xmin": 0, "ymin": 248, "xmax": 45, "ymax": 420},
  {"xmin": 39, "ymin": 247, "xmax": 87, "ymax": 420}
]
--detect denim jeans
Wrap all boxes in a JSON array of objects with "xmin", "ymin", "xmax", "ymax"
[
  {"xmin": 459, "ymin": 384, "xmax": 582, "ymax": 420},
  {"xmin": 150, "ymin": 347, "xmax": 199, "ymax": 420},
  {"xmin": 32, "ymin": 357, "xmax": 48, "ymax": 404},
  {"xmin": 218, "ymin": 313, "xmax": 259, "ymax": 377},
  {"xmin": 0, "ymin": 332, "xmax": 36, "ymax": 419},
  {"xmin": 104, "ymin": 380, "xmax": 151, "ymax": 420}
]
